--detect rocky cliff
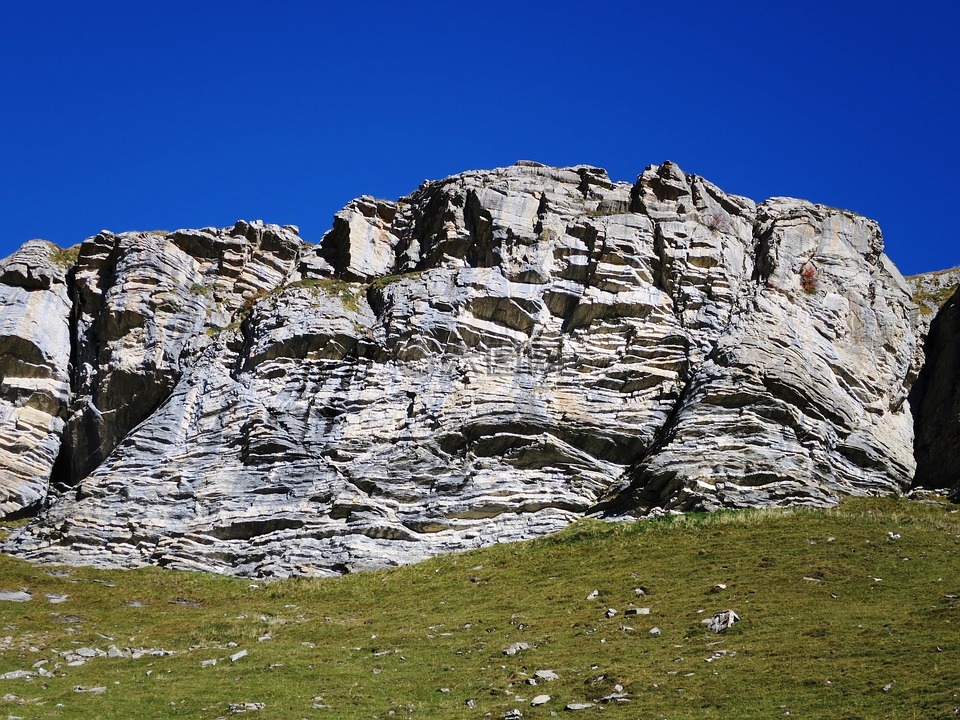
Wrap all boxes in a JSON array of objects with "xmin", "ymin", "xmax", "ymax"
[{"xmin": 0, "ymin": 161, "xmax": 932, "ymax": 576}]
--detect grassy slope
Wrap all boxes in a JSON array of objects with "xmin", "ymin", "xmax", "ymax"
[{"xmin": 0, "ymin": 497, "xmax": 957, "ymax": 719}]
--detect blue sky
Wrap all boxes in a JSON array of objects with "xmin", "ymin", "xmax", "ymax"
[{"xmin": 1, "ymin": 1, "xmax": 956, "ymax": 275}]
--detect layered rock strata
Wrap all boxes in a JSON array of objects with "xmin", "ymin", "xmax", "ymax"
[
  {"xmin": 1, "ymin": 161, "xmax": 922, "ymax": 576},
  {"xmin": 0, "ymin": 242, "xmax": 73, "ymax": 515}
]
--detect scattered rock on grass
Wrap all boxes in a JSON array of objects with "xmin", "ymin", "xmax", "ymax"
[
  {"xmin": 228, "ymin": 702, "xmax": 265, "ymax": 713},
  {"xmin": 502, "ymin": 642, "xmax": 530, "ymax": 656},
  {"xmin": 706, "ymin": 610, "xmax": 740, "ymax": 633},
  {"xmin": 565, "ymin": 702, "xmax": 595, "ymax": 711},
  {"xmin": 0, "ymin": 670, "xmax": 32, "ymax": 680},
  {"xmin": 531, "ymin": 695, "xmax": 550, "ymax": 706}
]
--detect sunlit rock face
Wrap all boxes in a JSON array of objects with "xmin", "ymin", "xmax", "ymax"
[
  {"xmin": 0, "ymin": 241, "xmax": 72, "ymax": 516},
  {"xmin": 1, "ymin": 161, "xmax": 922, "ymax": 576}
]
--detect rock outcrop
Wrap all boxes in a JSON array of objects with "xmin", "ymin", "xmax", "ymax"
[
  {"xmin": 56, "ymin": 221, "xmax": 303, "ymax": 484},
  {"xmin": 0, "ymin": 245, "xmax": 73, "ymax": 516},
  {"xmin": 0, "ymin": 161, "xmax": 925, "ymax": 576},
  {"xmin": 0, "ymin": 242, "xmax": 73, "ymax": 516}
]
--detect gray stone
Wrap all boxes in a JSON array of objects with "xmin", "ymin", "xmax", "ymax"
[
  {"xmin": 0, "ymin": 671, "xmax": 32, "ymax": 680},
  {"xmin": 531, "ymin": 695, "xmax": 550, "ymax": 706},
  {"xmin": 0, "ymin": 592, "xmax": 31, "ymax": 603},
  {"xmin": 228, "ymin": 702, "xmax": 265, "ymax": 713}
]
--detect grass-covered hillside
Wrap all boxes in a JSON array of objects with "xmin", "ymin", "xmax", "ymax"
[{"xmin": 0, "ymin": 497, "xmax": 957, "ymax": 719}]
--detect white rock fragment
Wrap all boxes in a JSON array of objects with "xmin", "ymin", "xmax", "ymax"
[
  {"xmin": 706, "ymin": 610, "xmax": 740, "ymax": 633},
  {"xmin": 0, "ymin": 671, "xmax": 31, "ymax": 681},
  {"xmin": 228, "ymin": 702, "xmax": 265, "ymax": 713},
  {"xmin": 502, "ymin": 642, "xmax": 530, "ymax": 656}
]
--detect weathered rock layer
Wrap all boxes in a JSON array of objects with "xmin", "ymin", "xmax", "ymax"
[{"xmin": 0, "ymin": 161, "xmax": 929, "ymax": 576}]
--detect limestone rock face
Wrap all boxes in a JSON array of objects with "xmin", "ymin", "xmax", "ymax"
[
  {"xmin": 1, "ymin": 162, "xmax": 923, "ymax": 576},
  {"xmin": 59, "ymin": 221, "xmax": 303, "ymax": 482},
  {"xmin": 0, "ymin": 242, "xmax": 73, "ymax": 515}
]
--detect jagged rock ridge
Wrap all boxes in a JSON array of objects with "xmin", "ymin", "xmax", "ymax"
[{"xmin": 0, "ymin": 161, "xmax": 926, "ymax": 576}]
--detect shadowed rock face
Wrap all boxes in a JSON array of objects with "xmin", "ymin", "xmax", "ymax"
[
  {"xmin": 0, "ymin": 162, "xmax": 924, "ymax": 577},
  {"xmin": 910, "ymin": 288, "xmax": 960, "ymax": 497}
]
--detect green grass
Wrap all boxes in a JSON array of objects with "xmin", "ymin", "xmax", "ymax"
[
  {"xmin": 907, "ymin": 267, "xmax": 960, "ymax": 316},
  {"xmin": 276, "ymin": 278, "xmax": 363, "ymax": 313},
  {"xmin": 0, "ymin": 496, "xmax": 958, "ymax": 718},
  {"xmin": 912, "ymin": 284, "xmax": 957, "ymax": 316},
  {"xmin": 46, "ymin": 245, "xmax": 79, "ymax": 270}
]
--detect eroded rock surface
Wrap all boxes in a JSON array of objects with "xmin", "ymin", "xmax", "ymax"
[
  {"xmin": 0, "ymin": 241, "xmax": 73, "ymax": 515},
  {"xmin": 0, "ymin": 162, "xmax": 925, "ymax": 576},
  {"xmin": 60, "ymin": 221, "xmax": 303, "ymax": 483}
]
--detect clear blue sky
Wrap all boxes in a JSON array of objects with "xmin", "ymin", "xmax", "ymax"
[{"xmin": 1, "ymin": 1, "xmax": 956, "ymax": 275}]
